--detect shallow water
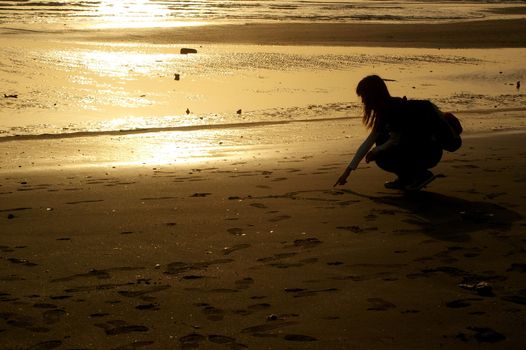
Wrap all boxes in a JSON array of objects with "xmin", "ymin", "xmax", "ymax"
[
  {"xmin": 0, "ymin": 1, "xmax": 525, "ymax": 141},
  {"xmin": 0, "ymin": 38, "xmax": 524, "ymax": 140},
  {"xmin": 0, "ymin": 0, "xmax": 524, "ymax": 30}
]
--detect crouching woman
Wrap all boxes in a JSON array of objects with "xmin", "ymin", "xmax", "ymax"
[{"xmin": 334, "ymin": 75, "xmax": 446, "ymax": 191}]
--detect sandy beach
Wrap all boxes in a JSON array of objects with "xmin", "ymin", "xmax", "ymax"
[
  {"xmin": 1, "ymin": 130, "xmax": 526, "ymax": 349},
  {"xmin": 1, "ymin": 17, "xmax": 526, "ymax": 350}
]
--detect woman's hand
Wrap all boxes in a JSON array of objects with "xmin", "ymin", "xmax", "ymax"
[
  {"xmin": 334, "ymin": 168, "xmax": 352, "ymax": 187},
  {"xmin": 365, "ymin": 147, "xmax": 378, "ymax": 163}
]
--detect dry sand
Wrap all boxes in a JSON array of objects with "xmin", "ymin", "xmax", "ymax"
[{"xmin": 1, "ymin": 19, "xmax": 526, "ymax": 350}]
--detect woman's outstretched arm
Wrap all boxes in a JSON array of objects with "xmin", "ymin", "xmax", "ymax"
[
  {"xmin": 365, "ymin": 131, "xmax": 400, "ymax": 162},
  {"xmin": 334, "ymin": 131, "xmax": 377, "ymax": 186}
]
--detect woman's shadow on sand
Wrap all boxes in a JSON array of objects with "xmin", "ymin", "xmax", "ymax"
[{"xmin": 344, "ymin": 190, "xmax": 523, "ymax": 242}]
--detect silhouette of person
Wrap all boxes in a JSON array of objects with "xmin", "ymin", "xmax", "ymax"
[{"xmin": 334, "ymin": 75, "xmax": 443, "ymax": 190}]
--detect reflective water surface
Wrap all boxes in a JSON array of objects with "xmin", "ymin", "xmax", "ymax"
[{"xmin": 0, "ymin": 0, "xmax": 524, "ymax": 29}]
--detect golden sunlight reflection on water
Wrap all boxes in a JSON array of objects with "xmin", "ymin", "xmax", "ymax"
[
  {"xmin": 52, "ymin": 49, "xmax": 189, "ymax": 78},
  {"xmin": 1, "ymin": 34, "xmax": 524, "ymax": 140},
  {"xmin": 91, "ymin": 0, "xmax": 208, "ymax": 29},
  {"xmin": 95, "ymin": 0, "xmax": 169, "ymax": 26}
]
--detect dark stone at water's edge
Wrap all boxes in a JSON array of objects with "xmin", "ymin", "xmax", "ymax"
[{"xmin": 180, "ymin": 48, "xmax": 197, "ymax": 54}]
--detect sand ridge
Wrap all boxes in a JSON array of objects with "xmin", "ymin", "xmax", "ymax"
[{"xmin": 69, "ymin": 19, "xmax": 526, "ymax": 48}]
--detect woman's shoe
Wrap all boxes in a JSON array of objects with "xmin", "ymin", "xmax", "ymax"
[
  {"xmin": 405, "ymin": 171, "xmax": 436, "ymax": 191},
  {"xmin": 384, "ymin": 178, "xmax": 406, "ymax": 190}
]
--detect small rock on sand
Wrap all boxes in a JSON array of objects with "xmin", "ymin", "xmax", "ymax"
[{"xmin": 180, "ymin": 48, "xmax": 197, "ymax": 54}]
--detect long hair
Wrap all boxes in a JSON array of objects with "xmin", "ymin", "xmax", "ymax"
[{"xmin": 356, "ymin": 75, "xmax": 391, "ymax": 130}]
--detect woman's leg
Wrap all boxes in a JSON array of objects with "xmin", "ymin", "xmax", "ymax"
[
  {"xmin": 411, "ymin": 143, "xmax": 443, "ymax": 173},
  {"xmin": 375, "ymin": 146, "xmax": 413, "ymax": 185},
  {"xmin": 375, "ymin": 143, "xmax": 443, "ymax": 185}
]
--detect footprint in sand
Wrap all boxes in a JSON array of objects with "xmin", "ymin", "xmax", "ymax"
[
  {"xmin": 468, "ymin": 327, "xmax": 506, "ymax": 342},
  {"xmin": 135, "ymin": 303, "xmax": 159, "ymax": 311},
  {"xmin": 507, "ymin": 263, "xmax": 526, "ymax": 273},
  {"xmin": 65, "ymin": 199, "xmax": 104, "ymax": 205},
  {"xmin": 337, "ymin": 225, "xmax": 378, "ymax": 233},
  {"xmin": 190, "ymin": 192, "xmax": 211, "ymax": 197},
  {"xmin": 501, "ymin": 294, "xmax": 526, "ymax": 306},
  {"xmin": 0, "ymin": 312, "xmax": 37, "ymax": 330},
  {"xmin": 182, "ymin": 275, "xmax": 205, "ymax": 280},
  {"xmin": 445, "ymin": 298, "xmax": 482, "ymax": 309},
  {"xmin": 179, "ymin": 333, "xmax": 206, "ymax": 348},
  {"xmin": 247, "ymin": 303, "xmax": 271, "ymax": 312},
  {"xmin": 26, "ymin": 340, "xmax": 62, "ymax": 350},
  {"xmin": 287, "ymin": 237, "xmax": 322, "ymax": 249},
  {"xmin": 209, "ymin": 288, "xmax": 239, "ymax": 293},
  {"xmin": 111, "ymin": 340, "xmax": 155, "ymax": 350},
  {"xmin": 271, "ymin": 177, "xmax": 288, "ymax": 182},
  {"xmin": 7, "ymin": 257, "xmax": 38, "ymax": 267},
  {"xmin": 33, "ymin": 303, "xmax": 57, "ymax": 309},
  {"xmin": 165, "ymin": 259, "xmax": 233, "ymax": 275},
  {"xmin": 401, "ymin": 309, "xmax": 421, "ymax": 314},
  {"xmin": 337, "ymin": 225, "xmax": 364, "ymax": 233},
  {"xmin": 250, "ymin": 203, "xmax": 267, "ymax": 209},
  {"xmin": 42, "ymin": 309, "xmax": 66, "ymax": 324},
  {"xmin": 235, "ymin": 277, "xmax": 254, "ymax": 289},
  {"xmin": 140, "ymin": 196, "xmax": 177, "ymax": 201},
  {"xmin": 223, "ymin": 244, "xmax": 251, "ymax": 255},
  {"xmin": 227, "ymin": 227, "xmax": 244, "ymax": 236},
  {"xmin": 272, "ymin": 258, "xmax": 306, "ymax": 267},
  {"xmin": 203, "ymin": 306, "xmax": 225, "ymax": 321},
  {"xmin": 241, "ymin": 320, "xmax": 298, "ymax": 335},
  {"xmin": 283, "ymin": 334, "xmax": 318, "ymax": 342},
  {"xmin": 366, "ymin": 298, "xmax": 396, "ymax": 311},
  {"xmin": 94, "ymin": 320, "xmax": 149, "ymax": 335},
  {"xmin": 51, "ymin": 268, "xmax": 112, "ymax": 282},
  {"xmin": 288, "ymin": 288, "xmax": 338, "ymax": 298},
  {"xmin": 257, "ymin": 253, "xmax": 297, "ymax": 263},
  {"xmin": 0, "ymin": 275, "xmax": 24, "ymax": 282},
  {"xmin": 0, "ymin": 245, "xmax": 15, "ymax": 252},
  {"xmin": 268, "ymin": 214, "xmax": 291, "ymax": 222},
  {"xmin": 0, "ymin": 292, "xmax": 12, "ymax": 301},
  {"xmin": 456, "ymin": 327, "xmax": 506, "ymax": 343},
  {"xmin": 208, "ymin": 335, "xmax": 236, "ymax": 344},
  {"xmin": 211, "ymin": 336, "xmax": 247, "ymax": 349},
  {"xmin": 256, "ymin": 185, "xmax": 271, "ymax": 189},
  {"xmin": 118, "ymin": 285, "xmax": 170, "ymax": 298}
]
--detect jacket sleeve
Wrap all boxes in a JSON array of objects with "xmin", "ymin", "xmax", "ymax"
[{"xmin": 348, "ymin": 131, "xmax": 377, "ymax": 170}]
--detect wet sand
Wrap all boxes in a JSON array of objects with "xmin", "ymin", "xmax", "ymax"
[
  {"xmin": 1, "ymin": 19, "xmax": 526, "ymax": 349},
  {"xmin": 1, "ymin": 130, "xmax": 525, "ymax": 349},
  {"xmin": 72, "ymin": 19, "xmax": 526, "ymax": 48}
]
